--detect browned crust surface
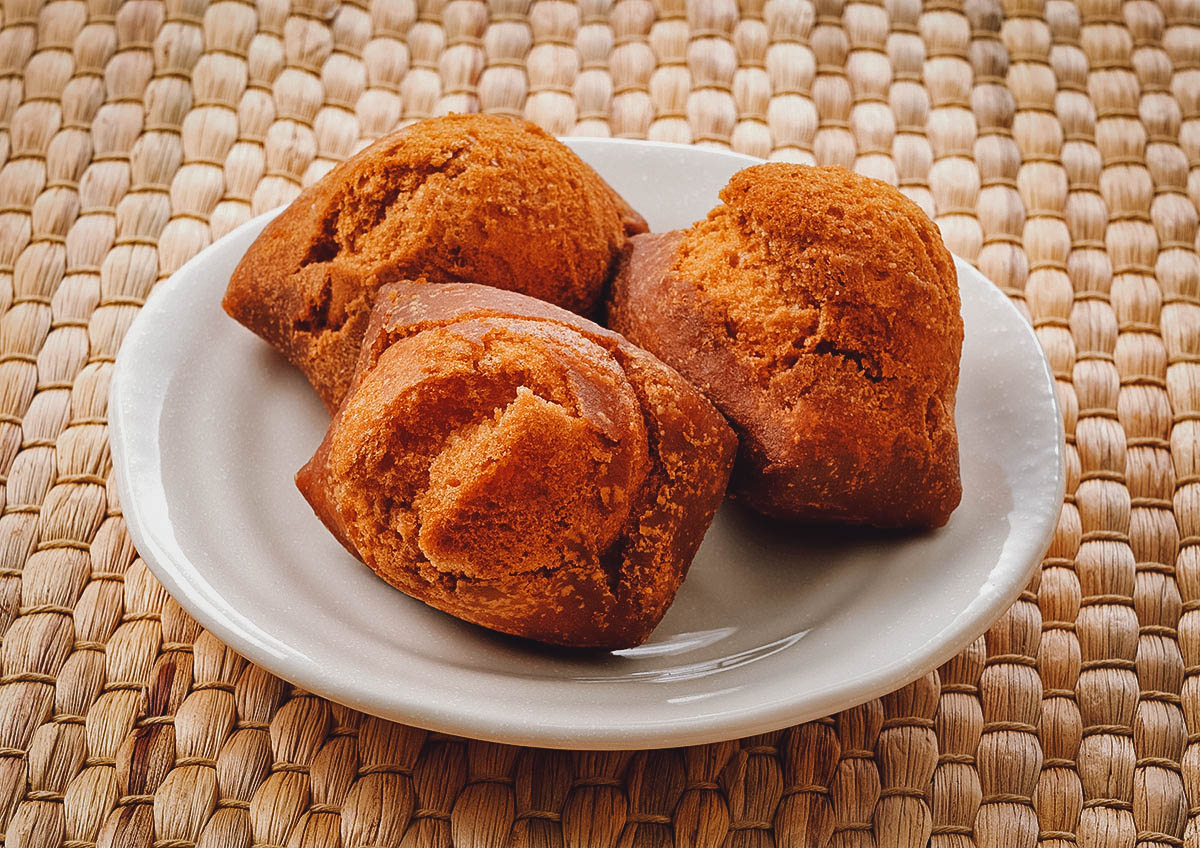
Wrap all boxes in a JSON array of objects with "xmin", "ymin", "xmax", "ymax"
[
  {"xmin": 608, "ymin": 164, "xmax": 963, "ymax": 528},
  {"xmin": 223, "ymin": 114, "xmax": 647, "ymax": 411},
  {"xmin": 296, "ymin": 280, "xmax": 737, "ymax": 649}
]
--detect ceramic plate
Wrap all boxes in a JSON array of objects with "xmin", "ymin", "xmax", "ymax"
[{"xmin": 110, "ymin": 139, "xmax": 1064, "ymax": 749}]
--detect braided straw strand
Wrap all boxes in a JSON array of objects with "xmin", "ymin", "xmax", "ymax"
[
  {"xmin": 886, "ymin": 0, "xmax": 930, "ymax": 213},
  {"xmin": 573, "ymin": 0, "xmax": 613, "ymax": 135},
  {"xmin": 479, "ymin": 0, "xmax": 530, "ymax": 120},
  {"xmin": 1157, "ymin": 2, "xmax": 1200, "ymax": 847},
  {"xmin": 1071, "ymin": 3, "xmax": 1141, "ymax": 845},
  {"xmin": 812, "ymin": 0, "xmax": 853, "ymax": 166},
  {"xmin": 1119, "ymin": 5, "xmax": 1189, "ymax": 848},
  {"xmin": 1034, "ymin": 7, "xmax": 1087, "ymax": 845},
  {"xmin": 525, "ymin": 0, "xmax": 579, "ymax": 133},
  {"xmin": 846, "ymin": 0, "xmax": 895, "ymax": 183},
  {"xmin": 0, "ymin": 2, "xmax": 91, "ymax": 842},
  {"xmin": 686, "ymin": 0, "xmax": 737, "ymax": 147},
  {"xmin": 209, "ymin": 1, "xmax": 282, "ymax": 234},
  {"xmin": 764, "ymin": 0, "xmax": 816, "ymax": 163},
  {"xmin": 647, "ymin": 0, "xmax": 689, "ymax": 141},
  {"xmin": 829, "ymin": 701, "xmax": 882, "ymax": 847},
  {"xmin": 931, "ymin": 639, "xmax": 985, "ymax": 848},
  {"xmin": 921, "ymin": 0, "xmax": 980, "ymax": 261}
]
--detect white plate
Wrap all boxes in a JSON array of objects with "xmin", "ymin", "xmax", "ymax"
[{"xmin": 110, "ymin": 140, "xmax": 1064, "ymax": 749}]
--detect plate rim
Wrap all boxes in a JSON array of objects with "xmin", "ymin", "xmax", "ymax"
[{"xmin": 110, "ymin": 138, "xmax": 1065, "ymax": 749}]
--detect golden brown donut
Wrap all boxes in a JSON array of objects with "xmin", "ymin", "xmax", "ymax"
[
  {"xmin": 223, "ymin": 114, "xmax": 647, "ymax": 411},
  {"xmin": 607, "ymin": 164, "xmax": 963, "ymax": 528},
  {"xmin": 296, "ymin": 280, "xmax": 737, "ymax": 649}
]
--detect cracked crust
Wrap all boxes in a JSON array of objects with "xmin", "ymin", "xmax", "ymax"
[
  {"xmin": 296, "ymin": 280, "xmax": 738, "ymax": 649},
  {"xmin": 223, "ymin": 114, "xmax": 648, "ymax": 411},
  {"xmin": 607, "ymin": 164, "xmax": 963, "ymax": 528}
]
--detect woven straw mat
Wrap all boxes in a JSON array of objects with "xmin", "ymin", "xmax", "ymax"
[{"xmin": 1, "ymin": 0, "xmax": 1199, "ymax": 845}]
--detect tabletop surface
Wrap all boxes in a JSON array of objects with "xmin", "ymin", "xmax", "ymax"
[{"xmin": 0, "ymin": 0, "xmax": 1197, "ymax": 846}]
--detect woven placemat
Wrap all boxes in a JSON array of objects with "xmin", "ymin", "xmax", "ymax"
[{"xmin": 1, "ymin": 0, "xmax": 1197, "ymax": 844}]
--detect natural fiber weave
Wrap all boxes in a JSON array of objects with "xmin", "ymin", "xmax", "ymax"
[{"xmin": 0, "ymin": 0, "xmax": 1196, "ymax": 844}]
